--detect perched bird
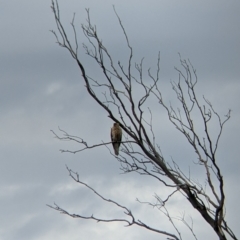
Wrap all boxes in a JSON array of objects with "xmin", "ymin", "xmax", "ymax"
[{"xmin": 111, "ymin": 122, "xmax": 122, "ymax": 155}]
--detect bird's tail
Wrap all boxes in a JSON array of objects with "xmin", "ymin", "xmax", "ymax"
[{"xmin": 113, "ymin": 143, "xmax": 119, "ymax": 155}]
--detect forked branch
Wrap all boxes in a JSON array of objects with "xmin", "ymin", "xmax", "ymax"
[
  {"xmin": 47, "ymin": 166, "xmax": 180, "ymax": 240},
  {"xmin": 50, "ymin": 1, "xmax": 236, "ymax": 239}
]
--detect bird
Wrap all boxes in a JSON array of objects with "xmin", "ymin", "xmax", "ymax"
[{"xmin": 110, "ymin": 122, "xmax": 122, "ymax": 155}]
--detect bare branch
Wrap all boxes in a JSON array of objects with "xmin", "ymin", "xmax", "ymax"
[
  {"xmin": 50, "ymin": 1, "xmax": 236, "ymax": 239},
  {"xmin": 47, "ymin": 166, "xmax": 180, "ymax": 240}
]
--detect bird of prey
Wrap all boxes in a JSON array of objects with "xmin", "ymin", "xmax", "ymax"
[{"xmin": 111, "ymin": 122, "xmax": 122, "ymax": 155}]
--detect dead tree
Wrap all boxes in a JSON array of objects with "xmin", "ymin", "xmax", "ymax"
[{"xmin": 49, "ymin": 1, "xmax": 237, "ymax": 239}]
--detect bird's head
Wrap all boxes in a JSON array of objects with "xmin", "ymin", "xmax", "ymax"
[{"xmin": 113, "ymin": 122, "xmax": 119, "ymax": 127}]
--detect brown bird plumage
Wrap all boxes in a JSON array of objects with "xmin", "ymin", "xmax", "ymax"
[{"xmin": 111, "ymin": 122, "xmax": 122, "ymax": 155}]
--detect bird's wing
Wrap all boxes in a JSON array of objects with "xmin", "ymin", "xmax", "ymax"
[
  {"xmin": 118, "ymin": 130, "xmax": 122, "ymax": 142},
  {"xmin": 110, "ymin": 127, "xmax": 114, "ymax": 142},
  {"xmin": 119, "ymin": 131, "xmax": 122, "ymax": 142}
]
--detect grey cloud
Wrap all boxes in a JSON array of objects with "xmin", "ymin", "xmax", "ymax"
[{"xmin": 0, "ymin": 0, "xmax": 239, "ymax": 239}]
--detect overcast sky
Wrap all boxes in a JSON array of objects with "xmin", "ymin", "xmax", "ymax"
[{"xmin": 1, "ymin": 0, "xmax": 240, "ymax": 239}]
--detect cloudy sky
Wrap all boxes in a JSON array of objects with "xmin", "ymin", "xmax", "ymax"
[{"xmin": 1, "ymin": 0, "xmax": 240, "ymax": 239}]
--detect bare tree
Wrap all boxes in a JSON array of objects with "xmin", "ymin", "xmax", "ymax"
[{"xmin": 49, "ymin": 1, "xmax": 237, "ymax": 240}]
